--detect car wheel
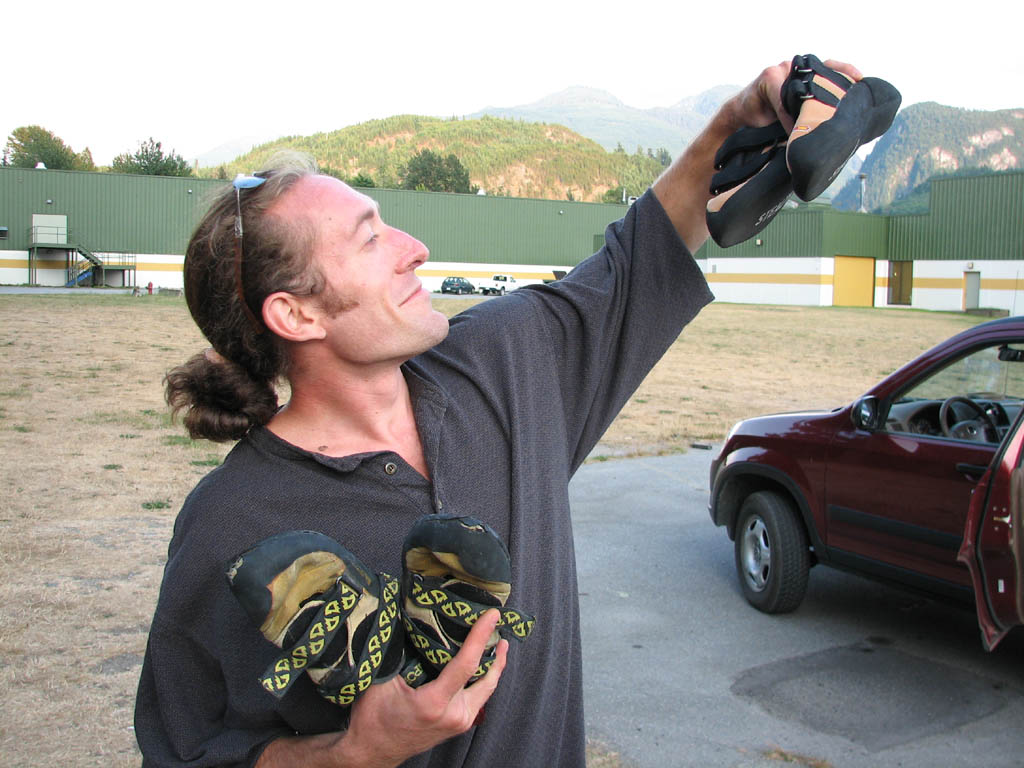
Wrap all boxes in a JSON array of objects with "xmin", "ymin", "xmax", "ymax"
[{"xmin": 734, "ymin": 490, "xmax": 809, "ymax": 614}]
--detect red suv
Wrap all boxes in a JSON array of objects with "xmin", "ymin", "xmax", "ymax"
[{"xmin": 709, "ymin": 316, "xmax": 1024, "ymax": 650}]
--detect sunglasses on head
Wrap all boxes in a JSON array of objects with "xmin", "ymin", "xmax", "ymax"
[{"xmin": 232, "ymin": 172, "xmax": 270, "ymax": 331}]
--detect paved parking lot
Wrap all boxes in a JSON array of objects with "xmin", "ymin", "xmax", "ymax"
[{"xmin": 571, "ymin": 450, "xmax": 1024, "ymax": 768}]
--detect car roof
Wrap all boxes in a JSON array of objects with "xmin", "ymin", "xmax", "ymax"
[{"xmin": 972, "ymin": 315, "xmax": 1024, "ymax": 331}]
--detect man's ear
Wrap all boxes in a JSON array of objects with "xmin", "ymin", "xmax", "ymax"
[{"xmin": 261, "ymin": 292, "xmax": 327, "ymax": 342}]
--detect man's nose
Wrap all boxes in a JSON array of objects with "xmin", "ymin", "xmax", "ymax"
[{"xmin": 394, "ymin": 228, "xmax": 429, "ymax": 271}]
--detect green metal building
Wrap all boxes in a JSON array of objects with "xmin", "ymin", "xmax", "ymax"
[
  {"xmin": 695, "ymin": 170, "xmax": 1024, "ymax": 312},
  {"xmin": 2, "ymin": 166, "xmax": 1022, "ymax": 312},
  {"xmin": 0, "ymin": 167, "xmax": 626, "ymax": 289}
]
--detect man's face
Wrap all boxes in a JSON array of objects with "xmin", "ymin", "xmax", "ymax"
[{"xmin": 274, "ymin": 175, "xmax": 449, "ymax": 366}]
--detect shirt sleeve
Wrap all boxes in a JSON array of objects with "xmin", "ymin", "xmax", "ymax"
[
  {"xmin": 443, "ymin": 189, "xmax": 714, "ymax": 473},
  {"xmin": 135, "ymin": 616, "xmax": 286, "ymax": 768}
]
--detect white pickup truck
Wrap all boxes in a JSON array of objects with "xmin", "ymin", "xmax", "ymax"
[{"xmin": 477, "ymin": 274, "xmax": 518, "ymax": 295}]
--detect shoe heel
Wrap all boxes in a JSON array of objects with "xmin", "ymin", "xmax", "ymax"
[{"xmin": 782, "ymin": 54, "xmax": 902, "ymax": 202}]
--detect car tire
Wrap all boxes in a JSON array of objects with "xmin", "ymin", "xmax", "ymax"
[{"xmin": 734, "ymin": 490, "xmax": 809, "ymax": 614}]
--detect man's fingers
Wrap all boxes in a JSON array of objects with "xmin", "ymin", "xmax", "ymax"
[
  {"xmin": 462, "ymin": 638, "xmax": 508, "ymax": 709},
  {"xmin": 823, "ymin": 59, "xmax": 864, "ymax": 83},
  {"xmin": 430, "ymin": 608, "xmax": 502, "ymax": 698},
  {"xmin": 761, "ymin": 57, "xmax": 864, "ymax": 131}
]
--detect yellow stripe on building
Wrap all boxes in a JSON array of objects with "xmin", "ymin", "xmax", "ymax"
[
  {"xmin": 981, "ymin": 278, "xmax": 1024, "ymax": 290},
  {"xmin": 415, "ymin": 268, "xmax": 561, "ymax": 281},
  {"xmin": 2, "ymin": 258, "xmax": 184, "ymax": 272},
  {"xmin": 912, "ymin": 277, "xmax": 968, "ymax": 289},
  {"xmin": 705, "ymin": 273, "xmax": 833, "ymax": 285},
  {"xmin": 136, "ymin": 262, "xmax": 184, "ymax": 271}
]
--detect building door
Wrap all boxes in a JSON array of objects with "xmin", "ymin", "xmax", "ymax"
[
  {"xmin": 833, "ymin": 256, "xmax": 875, "ymax": 307},
  {"xmin": 31, "ymin": 214, "xmax": 68, "ymax": 244},
  {"xmin": 964, "ymin": 271, "xmax": 981, "ymax": 310},
  {"xmin": 888, "ymin": 261, "xmax": 913, "ymax": 305}
]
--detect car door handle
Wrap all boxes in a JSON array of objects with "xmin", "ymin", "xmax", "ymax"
[{"xmin": 956, "ymin": 462, "xmax": 989, "ymax": 479}]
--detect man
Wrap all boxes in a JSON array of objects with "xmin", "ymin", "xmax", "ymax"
[{"xmin": 136, "ymin": 58, "xmax": 861, "ymax": 767}]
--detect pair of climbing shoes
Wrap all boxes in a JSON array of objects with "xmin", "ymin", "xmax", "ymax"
[
  {"xmin": 226, "ymin": 515, "xmax": 534, "ymax": 708},
  {"xmin": 706, "ymin": 53, "xmax": 902, "ymax": 248}
]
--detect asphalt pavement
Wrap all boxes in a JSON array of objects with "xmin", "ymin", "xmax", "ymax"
[{"xmin": 571, "ymin": 449, "xmax": 1024, "ymax": 768}]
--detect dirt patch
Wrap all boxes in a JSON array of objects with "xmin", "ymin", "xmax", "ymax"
[
  {"xmin": 594, "ymin": 303, "xmax": 979, "ymax": 458},
  {"xmin": 0, "ymin": 293, "xmax": 983, "ymax": 766}
]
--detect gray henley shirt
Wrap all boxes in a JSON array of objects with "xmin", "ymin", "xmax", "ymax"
[{"xmin": 135, "ymin": 189, "xmax": 714, "ymax": 767}]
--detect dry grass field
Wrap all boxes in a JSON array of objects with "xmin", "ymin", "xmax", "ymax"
[{"xmin": 0, "ymin": 292, "xmax": 985, "ymax": 766}]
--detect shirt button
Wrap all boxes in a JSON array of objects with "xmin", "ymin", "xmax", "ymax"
[{"xmin": 384, "ymin": 461, "xmax": 398, "ymax": 475}]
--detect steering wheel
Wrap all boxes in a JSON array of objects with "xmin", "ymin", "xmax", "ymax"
[{"xmin": 938, "ymin": 396, "xmax": 998, "ymax": 442}]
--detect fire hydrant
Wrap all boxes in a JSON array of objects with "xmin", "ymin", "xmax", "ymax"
[{"xmin": 147, "ymin": 281, "xmax": 154, "ymax": 295}]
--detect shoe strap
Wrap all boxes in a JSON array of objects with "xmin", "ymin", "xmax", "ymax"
[
  {"xmin": 318, "ymin": 573, "xmax": 403, "ymax": 706},
  {"xmin": 257, "ymin": 572, "xmax": 402, "ymax": 704},
  {"xmin": 710, "ymin": 122, "xmax": 788, "ymax": 196},
  {"xmin": 714, "ymin": 122, "xmax": 787, "ymax": 170},
  {"xmin": 257, "ymin": 578, "xmax": 356, "ymax": 698},
  {"xmin": 405, "ymin": 574, "xmax": 536, "ymax": 641},
  {"xmin": 401, "ymin": 617, "xmax": 499, "ymax": 683},
  {"xmin": 782, "ymin": 53, "xmax": 852, "ymax": 119},
  {"xmin": 400, "ymin": 574, "xmax": 536, "ymax": 688},
  {"xmin": 710, "ymin": 144, "xmax": 786, "ymax": 197}
]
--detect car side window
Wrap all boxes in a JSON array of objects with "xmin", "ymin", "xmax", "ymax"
[{"xmin": 884, "ymin": 343, "xmax": 1024, "ymax": 439}]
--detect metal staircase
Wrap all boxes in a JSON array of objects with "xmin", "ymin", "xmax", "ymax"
[
  {"xmin": 65, "ymin": 245, "xmax": 105, "ymax": 286},
  {"xmin": 27, "ymin": 224, "xmax": 137, "ymax": 288}
]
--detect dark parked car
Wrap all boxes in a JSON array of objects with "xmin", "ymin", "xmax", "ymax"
[
  {"xmin": 440, "ymin": 276, "xmax": 475, "ymax": 295},
  {"xmin": 709, "ymin": 315, "xmax": 1024, "ymax": 649}
]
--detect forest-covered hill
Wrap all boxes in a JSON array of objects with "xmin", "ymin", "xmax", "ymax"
[
  {"xmin": 205, "ymin": 91, "xmax": 1023, "ymax": 210},
  {"xmin": 204, "ymin": 114, "xmax": 667, "ymax": 202}
]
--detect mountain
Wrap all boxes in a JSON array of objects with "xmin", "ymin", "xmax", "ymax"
[
  {"xmin": 470, "ymin": 85, "xmax": 738, "ymax": 156},
  {"xmin": 201, "ymin": 87, "xmax": 1024, "ymax": 213},
  {"xmin": 211, "ymin": 85, "xmax": 743, "ymax": 203},
  {"xmin": 832, "ymin": 102, "xmax": 1024, "ymax": 211},
  {"xmin": 192, "ymin": 135, "xmax": 277, "ymax": 168},
  {"xmin": 212, "ymin": 115, "xmax": 666, "ymax": 203}
]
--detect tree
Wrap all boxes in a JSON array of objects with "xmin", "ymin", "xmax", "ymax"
[
  {"xmin": 73, "ymin": 148, "xmax": 96, "ymax": 172},
  {"xmin": 319, "ymin": 165, "xmax": 346, "ymax": 181},
  {"xmin": 5, "ymin": 125, "xmax": 78, "ymax": 169},
  {"xmin": 350, "ymin": 172, "xmax": 375, "ymax": 188},
  {"xmin": 400, "ymin": 149, "xmax": 472, "ymax": 193},
  {"xmin": 111, "ymin": 138, "xmax": 193, "ymax": 176},
  {"xmin": 602, "ymin": 186, "xmax": 625, "ymax": 204}
]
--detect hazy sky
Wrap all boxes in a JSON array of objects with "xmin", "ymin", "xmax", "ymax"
[{"xmin": 6, "ymin": 0, "xmax": 1023, "ymax": 166}]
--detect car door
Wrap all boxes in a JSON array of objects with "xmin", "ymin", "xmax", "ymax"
[
  {"xmin": 825, "ymin": 424, "xmax": 990, "ymax": 590},
  {"xmin": 959, "ymin": 409, "xmax": 1024, "ymax": 650},
  {"xmin": 822, "ymin": 340, "xmax": 1024, "ymax": 592}
]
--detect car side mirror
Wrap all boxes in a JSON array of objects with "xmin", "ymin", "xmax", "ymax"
[{"xmin": 852, "ymin": 396, "xmax": 881, "ymax": 431}]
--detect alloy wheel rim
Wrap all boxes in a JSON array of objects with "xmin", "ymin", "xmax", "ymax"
[{"xmin": 741, "ymin": 516, "xmax": 771, "ymax": 591}]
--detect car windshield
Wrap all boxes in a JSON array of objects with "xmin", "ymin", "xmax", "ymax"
[{"xmin": 900, "ymin": 343, "xmax": 1024, "ymax": 402}]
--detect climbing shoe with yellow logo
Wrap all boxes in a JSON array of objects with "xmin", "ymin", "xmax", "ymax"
[
  {"xmin": 225, "ymin": 529, "xmax": 404, "ymax": 707},
  {"xmin": 400, "ymin": 514, "xmax": 535, "ymax": 688}
]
